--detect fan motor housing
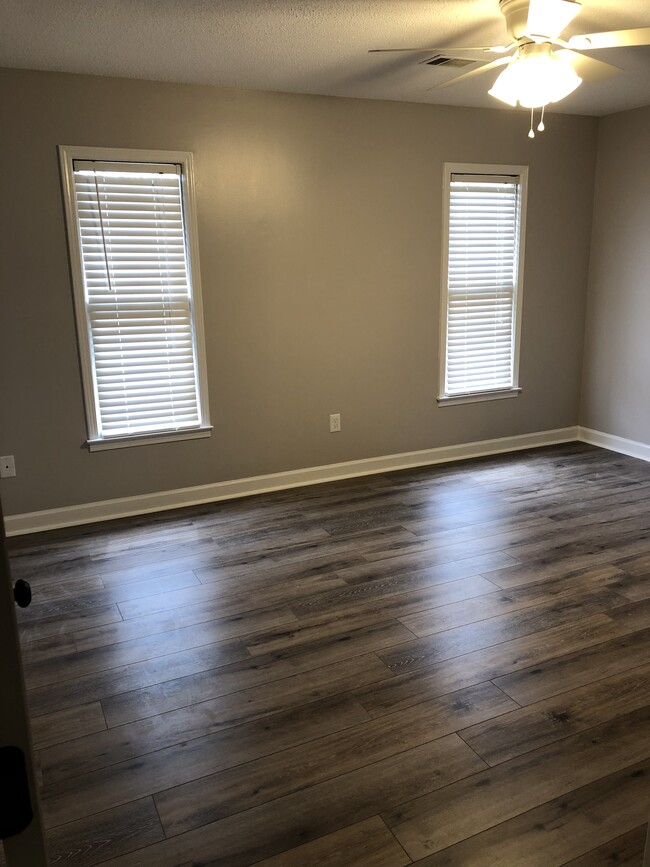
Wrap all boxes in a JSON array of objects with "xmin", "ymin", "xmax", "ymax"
[{"xmin": 499, "ymin": 0, "xmax": 534, "ymax": 39}]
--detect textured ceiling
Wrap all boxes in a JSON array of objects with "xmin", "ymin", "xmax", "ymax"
[{"xmin": 1, "ymin": 0, "xmax": 649, "ymax": 115}]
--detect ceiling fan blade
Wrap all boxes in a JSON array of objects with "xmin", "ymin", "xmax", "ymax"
[
  {"xmin": 426, "ymin": 56, "xmax": 512, "ymax": 91},
  {"xmin": 567, "ymin": 27, "xmax": 650, "ymax": 50},
  {"xmin": 369, "ymin": 45, "xmax": 511, "ymax": 54},
  {"xmin": 555, "ymin": 49, "xmax": 623, "ymax": 83},
  {"xmin": 526, "ymin": 0, "xmax": 581, "ymax": 41}
]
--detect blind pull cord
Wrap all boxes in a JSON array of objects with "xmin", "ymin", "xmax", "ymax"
[{"xmin": 93, "ymin": 171, "xmax": 115, "ymax": 292}]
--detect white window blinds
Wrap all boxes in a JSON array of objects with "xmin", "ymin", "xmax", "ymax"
[
  {"xmin": 71, "ymin": 160, "xmax": 205, "ymax": 439},
  {"xmin": 443, "ymin": 172, "xmax": 523, "ymax": 397}
]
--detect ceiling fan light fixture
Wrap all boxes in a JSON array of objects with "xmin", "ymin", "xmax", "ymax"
[{"xmin": 489, "ymin": 42, "xmax": 582, "ymax": 108}]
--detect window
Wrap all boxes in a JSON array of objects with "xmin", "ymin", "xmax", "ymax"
[
  {"xmin": 439, "ymin": 163, "xmax": 528, "ymax": 405},
  {"xmin": 59, "ymin": 147, "xmax": 211, "ymax": 450}
]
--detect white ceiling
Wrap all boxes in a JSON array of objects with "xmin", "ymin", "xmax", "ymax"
[{"xmin": 2, "ymin": 0, "xmax": 649, "ymax": 116}]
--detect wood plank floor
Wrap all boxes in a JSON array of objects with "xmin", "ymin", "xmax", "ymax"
[{"xmin": 6, "ymin": 443, "xmax": 650, "ymax": 866}]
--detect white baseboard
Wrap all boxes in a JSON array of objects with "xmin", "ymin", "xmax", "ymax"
[
  {"xmin": 577, "ymin": 426, "xmax": 650, "ymax": 463},
  {"xmin": 4, "ymin": 426, "xmax": 580, "ymax": 536}
]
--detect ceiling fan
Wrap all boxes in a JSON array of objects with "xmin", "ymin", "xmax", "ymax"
[{"xmin": 370, "ymin": 0, "xmax": 650, "ymax": 136}]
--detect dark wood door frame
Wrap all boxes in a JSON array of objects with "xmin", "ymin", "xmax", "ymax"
[{"xmin": 0, "ymin": 495, "xmax": 48, "ymax": 865}]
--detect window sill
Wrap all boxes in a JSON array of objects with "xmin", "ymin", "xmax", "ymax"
[
  {"xmin": 87, "ymin": 426, "xmax": 213, "ymax": 452},
  {"xmin": 437, "ymin": 388, "xmax": 522, "ymax": 407}
]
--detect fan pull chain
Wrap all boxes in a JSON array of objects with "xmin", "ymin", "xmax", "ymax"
[
  {"xmin": 528, "ymin": 106, "xmax": 548, "ymax": 139},
  {"xmin": 528, "ymin": 107, "xmax": 535, "ymax": 138}
]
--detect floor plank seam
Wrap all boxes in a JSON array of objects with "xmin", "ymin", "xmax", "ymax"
[
  {"xmin": 380, "ymin": 815, "xmax": 415, "ymax": 865},
  {"xmin": 489, "ymin": 680, "xmax": 522, "ymax": 708},
  {"xmin": 397, "ymin": 756, "xmax": 650, "ymax": 864},
  {"xmin": 492, "ymin": 638, "xmax": 650, "ymax": 710},
  {"xmin": 454, "ymin": 731, "xmax": 492, "ymax": 768}
]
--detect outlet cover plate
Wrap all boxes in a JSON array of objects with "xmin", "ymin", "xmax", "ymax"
[
  {"xmin": 329, "ymin": 414, "xmax": 341, "ymax": 433},
  {"xmin": 0, "ymin": 455, "xmax": 16, "ymax": 478}
]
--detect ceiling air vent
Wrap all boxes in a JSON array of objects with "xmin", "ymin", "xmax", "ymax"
[{"xmin": 421, "ymin": 55, "xmax": 476, "ymax": 68}]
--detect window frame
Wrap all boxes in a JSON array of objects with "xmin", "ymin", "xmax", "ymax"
[
  {"xmin": 438, "ymin": 162, "xmax": 528, "ymax": 406},
  {"xmin": 59, "ymin": 145, "xmax": 212, "ymax": 450}
]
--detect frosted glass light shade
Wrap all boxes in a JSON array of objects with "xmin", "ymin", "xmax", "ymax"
[
  {"xmin": 488, "ymin": 65, "xmax": 520, "ymax": 106},
  {"xmin": 489, "ymin": 43, "xmax": 582, "ymax": 108}
]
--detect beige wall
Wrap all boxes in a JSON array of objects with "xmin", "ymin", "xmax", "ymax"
[
  {"xmin": 580, "ymin": 105, "xmax": 650, "ymax": 445},
  {"xmin": 0, "ymin": 68, "xmax": 598, "ymax": 516}
]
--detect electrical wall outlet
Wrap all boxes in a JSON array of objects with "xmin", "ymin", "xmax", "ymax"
[
  {"xmin": 0, "ymin": 455, "xmax": 16, "ymax": 478},
  {"xmin": 329, "ymin": 413, "xmax": 341, "ymax": 433}
]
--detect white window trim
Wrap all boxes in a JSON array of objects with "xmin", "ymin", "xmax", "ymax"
[
  {"xmin": 59, "ymin": 145, "xmax": 212, "ymax": 449},
  {"xmin": 437, "ymin": 387, "xmax": 522, "ymax": 407},
  {"xmin": 437, "ymin": 162, "xmax": 528, "ymax": 406}
]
